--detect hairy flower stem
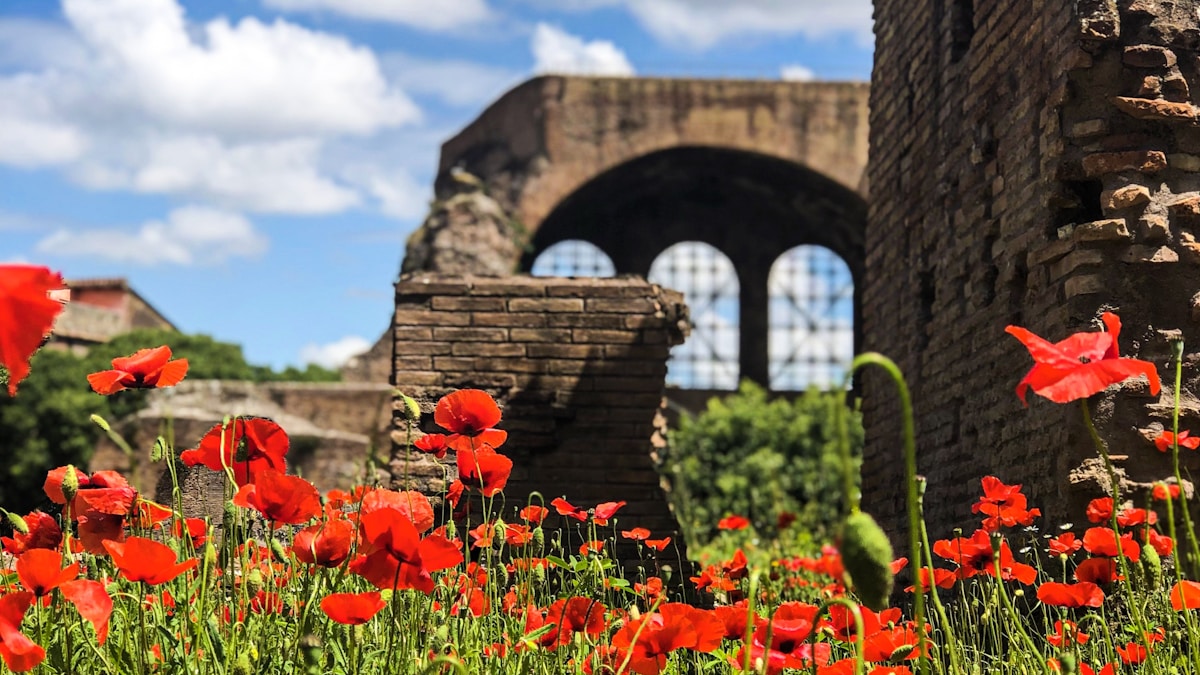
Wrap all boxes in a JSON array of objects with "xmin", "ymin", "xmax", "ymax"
[
  {"xmin": 813, "ymin": 598, "xmax": 866, "ymax": 675},
  {"xmin": 847, "ymin": 353, "xmax": 929, "ymax": 675},
  {"xmin": 1168, "ymin": 338, "xmax": 1200, "ymax": 577},
  {"xmin": 917, "ymin": 481, "xmax": 965, "ymax": 674},
  {"xmin": 989, "ymin": 535, "xmax": 1047, "ymax": 671}
]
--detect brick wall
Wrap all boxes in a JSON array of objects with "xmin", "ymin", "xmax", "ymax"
[
  {"xmin": 390, "ymin": 274, "xmax": 690, "ymax": 574},
  {"xmin": 866, "ymin": 0, "xmax": 1200, "ymax": 543}
]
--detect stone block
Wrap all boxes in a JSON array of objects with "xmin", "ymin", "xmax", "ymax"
[
  {"xmin": 1068, "ymin": 119, "xmax": 1108, "ymax": 138},
  {"xmin": 1101, "ymin": 185, "xmax": 1151, "ymax": 211},
  {"xmin": 1137, "ymin": 214, "xmax": 1170, "ymax": 242},
  {"xmin": 1122, "ymin": 45, "xmax": 1177, "ymax": 68},
  {"xmin": 1111, "ymin": 97, "xmax": 1199, "ymax": 123},
  {"xmin": 1072, "ymin": 218, "xmax": 1132, "ymax": 242},
  {"xmin": 1138, "ymin": 75, "xmax": 1163, "ymax": 98},
  {"xmin": 1081, "ymin": 150, "xmax": 1167, "ymax": 176},
  {"xmin": 1169, "ymin": 154, "xmax": 1200, "ymax": 172},
  {"xmin": 1118, "ymin": 245, "xmax": 1178, "ymax": 263},
  {"xmin": 1169, "ymin": 194, "xmax": 1200, "ymax": 222},
  {"xmin": 1064, "ymin": 274, "xmax": 1105, "ymax": 297},
  {"xmin": 1078, "ymin": 0, "xmax": 1120, "ymax": 39}
]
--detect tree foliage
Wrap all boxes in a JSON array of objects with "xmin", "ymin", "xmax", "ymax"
[
  {"xmin": 659, "ymin": 381, "xmax": 863, "ymax": 548},
  {"xmin": 0, "ymin": 329, "xmax": 340, "ymax": 510}
]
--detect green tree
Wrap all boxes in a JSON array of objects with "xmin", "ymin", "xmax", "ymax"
[
  {"xmin": 659, "ymin": 380, "xmax": 863, "ymax": 548},
  {"xmin": 0, "ymin": 330, "xmax": 341, "ymax": 511}
]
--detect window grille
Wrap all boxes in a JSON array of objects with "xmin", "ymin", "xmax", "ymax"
[
  {"xmin": 648, "ymin": 242, "xmax": 739, "ymax": 390},
  {"xmin": 530, "ymin": 240, "xmax": 616, "ymax": 277},
  {"xmin": 768, "ymin": 245, "xmax": 854, "ymax": 390}
]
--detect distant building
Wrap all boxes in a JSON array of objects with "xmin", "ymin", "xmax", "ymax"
[{"xmin": 50, "ymin": 278, "xmax": 176, "ymax": 354}]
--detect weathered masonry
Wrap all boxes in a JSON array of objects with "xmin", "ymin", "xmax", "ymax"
[
  {"xmin": 389, "ymin": 274, "xmax": 689, "ymax": 571},
  {"xmin": 864, "ymin": 0, "xmax": 1200, "ymax": 539}
]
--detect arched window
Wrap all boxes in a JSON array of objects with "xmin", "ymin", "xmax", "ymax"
[
  {"xmin": 648, "ymin": 242, "xmax": 739, "ymax": 389},
  {"xmin": 530, "ymin": 240, "xmax": 616, "ymax": 277},
  {"xmin": 768, "ymin": 245, "xmax": 854, "ymax": 390}
]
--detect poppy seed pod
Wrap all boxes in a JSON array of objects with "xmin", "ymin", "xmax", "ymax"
[
  {"xmin": 1142, "ymin": 543, "xmax": 1163, "ymax": 589},
  {"xmin": 839, "ymin": 510, "xmax": 894, "ymax": 611},
  {"xmin": 398, "ymin": 393, "xmax": 422, "ymax": 422}
]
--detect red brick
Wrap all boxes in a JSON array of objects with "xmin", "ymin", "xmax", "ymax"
[
  {"xmin": 508, "ymin": 298, "xmax": 585, "ymax": 312},
  {"xmin": 431, "ymin": 327, "xmax": 508, "ymax": 341},
  {"xmin": 450, "ymin": 343, "xmax": 526, "ymax": 357},
  {"xmin": 572, "ymin": 329, "xmax": 639, "ymax": 344},
  {"xmin": 510, "ymin": 328, "xmax": 573, "ymax": 342},
  {"xmin": 431, "ymin": 296, "xmax": 507, "ymax": 311}
]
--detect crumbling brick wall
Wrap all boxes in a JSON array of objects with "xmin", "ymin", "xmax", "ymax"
[
  {"xmin": 864, "ymin": 0, "xmax": 1200, "ymax": 542},
  {"xmin": 389, "ymin": 274, "xmax": 689, "ymax": 574}
]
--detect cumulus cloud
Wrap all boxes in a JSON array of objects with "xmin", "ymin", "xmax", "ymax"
[
  {"xmin": 0, "ymin": 0, "xmax": 426, "ymax": 214},
  {"xmin": 299, "ymin": 335, "xmax": 372, "ymax": 369},
  {"xmin": 36, "ymin": 206, "xmax": 268, "ymax": 266},
  {"xmin": 526, "ymin": 0, "xmax": 873, "ymax": 50},
  {"xmin": 780, "ymin": 64, "xmax": 816, "ymax": 81},
  {"xmin": 382, "ymin": 53, "xmax": 520, "ymax": 108},
  {"xmin": 531, "ymin": 23, "xmax": 635, "ymax": 76},
  {"xmin": 263, "ymin": 0, "xmax": 493, "ymax": 31}
]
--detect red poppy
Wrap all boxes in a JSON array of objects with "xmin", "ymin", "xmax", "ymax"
[
  {"xmin": 292, "ymin": 517, "xmax": 355, "ymax": 567},
  {"xmin": 0, "ymin": 265, "xmax": 66, "ymax": 397},
  {"xmin": 1081, "ymin": 527, "xmax": 1140, "ymax": 561},
  {"xmin": 717, "ymin": 515, "xmax": 751, "ymax": 531},
  {"xmin": 593, "ymin": 501, "xmax": 626, "ymax": 525},
  {"xmin": 232, "ymin": 470, "xmax": 321, "ymax": 526},
  {"xmin": 179, "ymin": 417, "xmax": 289, "ymax": 487},
  {"xmin": 932, "ymin": 529, "xmax": 1037, "ymax": 584},
  {"xmin": 579, "ymin": 540, "xmax": 605, "ymax": 555},
  {"xmin": 1146, "ymin": 529, "xmax": 1174, "ymax": 556},
  {"xmin": 520, "ymin": 505, "xmax": 549, "ymax": 524},
  {"xmin": 44, "ymin": 468, "xmax": 137, "ymax": 555},
  {"xmin": 736, "ymin": 602, "xmax": 830, "ymax": 674},
  {"xmin": 0, "ymin": 591, "xmax": 44, "ymax": 671},
  {"xmin": 611, "ymin": 603, "xmax": 723, "ymax": 674},
  {"xmin": 1007, "ymin": 312, "xmax": 1160, "ymax": 404},
  {"xmin": 1047, "ymin": 533, "xmax": 1082, "ymax": 556},
  {"xmin": 60, "ymin": 579, "xmax": 112, "ymax": 644},
  {"xmin": 413, "ymin": 433, "xmax": 449, "ymax": 458},
  {"xmin": 972, "ymin": 477, "xmax": 1040, "ymax": 531},
  {"xmin": 360, "ymin": 488, "xmax": 435, "ymax": 533},
  {"xmin": 104, "ymin": 537, "xmax": 198, "ymax": 585},
  {"xmin": 86, "ymin": 346, "xmax": 189, "ymax": 395},
  {"xmin": 322, "ymin": 592, "xmax": 386, "ymax": 625},
  {"xmin": 622, "ymin": 527, "xmax": 651, "ymax": 541},
  {"xmin": 1, "ymin": 511, "xmax": 62, "ymax": 555},
  {"xmin": 1075, "ymin": 558, "xmax": 1121, "ymax": 585},
  {"xmin": 43, "ymin": 466, "xmax": 90, "ymax": 505},
  {"xmin": 351, "ymin": 507, "xmax": 463, "ymax": 593},
  {"xmin": 1155, "ymin": 429, "xmax": 1200, "ymax": 452},
  {"xmin": 552, "ymin": 497, "xmax": 588, "ymax": 522},
  {"xmin": 543, "ymin": 597, "xmax": 608, "ymax": 647},
  {"xmin": 504, "ymin": 523, "xmax": 533, "ymax": 547},
  {"xmin": 454, "ymin": 445, "xmax": 512, "ymax": 498},
  {"xmin": 1171, "ymin": 580, "xmax": 1200, "ymax": 610},
  {"xmin": 1115, "ymin": 641, "xmax": 1148, "ymax": 665},
  {"xmin": 906, "ymin": 567, "xmax": 957, "ymax": 593},
  {"xmin": 1116, "ymin": 507, "xmax": 1156, "ymax": 528},
  {"xmin": 16, "ymin": 549, "xmax": 79, "ymax": 597},
  {"xmin": 644, "ymin": 538, "xmax": 671, "ymax": 551},
  {"xmin": 1036, "ymin": 581, "xmax": 1104, "ymax": 608},
  {"xmin": 173, "ymin": 517, "xmax": 208, "ymax": 550},
  {"xmin": 434, "ymin": 389, "xmax": 507, "ymax": 451},
  {"xmin": 1152, "ymin": 482, "xmax": 1182, "ymax": 500},
  {"xmin": 1085, "ymin": 498, "xmax": 1112, "ymax": 524},
  {"xmin": 1046, "ymin": 620, "xmax": 1088, "ymax": 648},
  {"xmin": 861, "ymin": 624, "xmax": 923, "ymax": 663}
]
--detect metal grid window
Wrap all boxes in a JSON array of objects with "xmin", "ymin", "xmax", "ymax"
[
  {"xmin": 648, "ymin": 242, "xmax": 739, "ymax": 390},
  {"xmin": 530, "ymin": 240, "xmax": 616, "ymax": 277},
  {"xmin": 768, "ymin": 245, "xmax": 854, "ymax": 390}
]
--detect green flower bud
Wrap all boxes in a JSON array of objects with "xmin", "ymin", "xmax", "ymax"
[
  {"xmin": 1058, "ymin": 652, "xmax": 1078, "ymax": 675},
  {"xmin": 151, "ymin": 436, "xmax": 168, "ymax": 463},
  {"xmin": 493, "ymin": 520, "xmax": 507, "ymax": 547},
  {"xmin": 232, "ymin": 651, "xmax": 252, "ymax": 675},
  {"xmin": 838, "ymin": 511, "xmax": 894, "ymax": 611},
  {"xmin": 89, "ymin": 415, "xmax": 111, "ymax": 433},
  {"xmin": 398, "ymin": 393, "xmax": 422, "ymax": 422},
  {"xmin": 5, "ymin": 511, "xmax": 28, "ymax": 535},
  {"xmin": 532, "ymin": 526, "xmax": 545, "ymax": 550},
  {"xmin": 269, "ymin": 538, "xmax": 289, "ymax": 564},
  {"xmin": 61, "ymin": 465, "xmax": 80, "ymax": 505},
  {"xmin": 246, "ymin": 568, "xmax": 265, "ymax": 596},
  {"xmin": 1142, "ymin": 542, "xmax": 1163, "ymax": 589}
]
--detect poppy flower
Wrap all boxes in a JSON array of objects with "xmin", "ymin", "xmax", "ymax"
[
  {"xmin": 1036, "ymin": 581, "xmax": 1104, "ymax": 608},
  {"xmin": 321, "ymin": 592, "xmax": 387, "ymax": 625},
  {"xmin": 351, "ymin": 507, "xmax": 463, "ymax": 593},
  {"xmin": 60, "ymin": 579, "xmax": 112, "ymax": 644},
  {"xmin": 1115, "ymin": 641, "xmax": 1148, "ymax": 665},
  {"xmin": 44, "ymin": 468, "xmax": 137, "ymax": 555},
  {"xmin": 1046, "ymin": 619, "xmax": 1089, "ymax": 648},
  {"xmin": 932, "ymin": 529, "xmax": 1037, "ymax": 584},
  {"xmin": 0, "ymin": 264, "xmax": 66, "ymax": 397},
  {"xmin": 1085, "ymin": 498, "xmax": 1113, "ymax": 524},
  {"xmin": 86, "ymin": 346, "xmax": 189, "ymax": 395},
  {"xmin": 16, "ymin": 549, "xmax": 79, "ymax": 597},
  {"xmin": 1, "ymin": 511, "xmax": 62, "ymax": 556},
  {"xmin": 1116, "ymin": 507, "xmax": 1156, "ymax": 528},
  {"xmin": 1152, "ymin": 482, "xmax": 1181, "ymax": 500},
  {"xmin": 0, "ymin": 591, "xmax": 44, "ymax": 672},
  {"xmin": 520, "ymin": 505, "xmax": 549, "ymax": 524},
  {"xmin": 1006, "ymin": 312, "xmax": 1160, "ymax": 405},
  {"xmin": 717, "ymin": 515, "xmax": 751, "ymax": 531},
  {"xmin": 1154, "ymin": 429, "xmax": 1200, "ymax": 452},
  {"xmin": 622, "ymin": 527, "xmax": 651, "ymax": 541},
  {"xmin": 232, "ymin": 470, "xmax": 321, "ymax": 526},
  {"xmin": 542, "ymin": 597, "xmax": 608, "ymax": 647},
  {"xmin": 972, "ymin": 477, "xmax": 1040, "ymax": 531},
  {"xmin": 104, "ymin": 537, "xmax": 198, "ymax": 585},
  {"xmin": 552, "ymin": 497, "xmax": 588, "ymax": 522},
  {"xmin": 1075, "ymin": 558, "xmax": 1121, "ymax": 585},
  {"xmin": 906, "ymin": 567, "xmax": 957, "ymax": 593},
  {"xmin": 292, "ymin": 517, "xmax": 355, "ymax": 567},
  {"xmin": 1047, "ymin": 533, "xmax": 1082, "ymax": 556},
  {"xmin": 504, "ymin": 523, "xmax": 533, "ymax": 547},
  {"xmin": 735, "ymin": 602, "xmax": 830, "ymax": 674},
  {"xmin": 1171, "ymin": 580, "xmax": 1200, "ymax": 610},
  {"xmin": 861, "ymin": 624, "xmax": 923, "ymax": 663},
  {"xmin": 413, "ymin": 433, "xmax": 449, "ymax": 459},
  {"xmin": 644, "ymin": 537, "xmax": 671, "ymax": 551},
  {"xmin": 434, "ymin": 389, "xmax": 507, "ymax": 451},
  {"xmin": 1146, "ymin": 529, "xmax": 1174, "ymax": 556},
  {"xmin": 579, "ymin": 540, "xmax": 604, "ymax": 555},
  {"xmin": 360, "ymin": 488, "xmax": 435, "ymax": 533},
  {"xmin": 593, "ymin": 501, "xmax": 626, "ymax": 525},
  {"xmin": 454, "ymin": 445, "xmax": 512, "ymax": 497},
  {"xmin": 1082, "ymin": 527, "xmax": 1140, "ymax": 561},
  {"xmin": 180, "ymin": 417, "xmax": 289, "ymax": 487},
  {"xmin": 611, "ymin": 603, "xmax": 723, "ymax": 674}
]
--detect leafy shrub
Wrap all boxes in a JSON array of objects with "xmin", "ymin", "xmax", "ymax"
[
  {"xmin": 659, "ymin": 380, "xmax": 863, "ymax": 548},
  {"xmin": 0, "ymin": 329, "xmax": 340, "ymax": 508}
]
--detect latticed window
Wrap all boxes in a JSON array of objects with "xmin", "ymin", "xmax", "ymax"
[
  {"xmin": 648, "ymin": 242, "xmax": 739, "ymax": 389},
  {"xmin": 768, "ymin": 245, "xmax": 854, "ymax": 390},
  {"xmin": 529, "ymin": 240, "xmax": 616, "ymax": 277}
]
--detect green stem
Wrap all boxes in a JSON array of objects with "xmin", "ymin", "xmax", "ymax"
[
  {"xmin": 813, "ymin": 598, "xmax": 866, "ymax": 675},
  {"xmin": 847, "ymin": 353, "xmax": 928, "ymax": 675},
  {"xmin": 989, "ymin": 534, "xmax": 1047, "ymax": 671},
  {"xmin": 1168, "ymin": 338, "xmax": 1200, "ymax": 577},
  {"xmin": 917, "ymin": 479, "xmax": 965, "ymax": 674}
]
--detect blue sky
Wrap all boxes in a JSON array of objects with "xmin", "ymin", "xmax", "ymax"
[{"xmin": 0, "ymin": 0, "xmax": 872, "ymax": 370}]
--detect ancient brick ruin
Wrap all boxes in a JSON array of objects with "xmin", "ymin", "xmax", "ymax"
[
  {"xmin": 864, "ymin": 0, "xmax": 1200, "ymax": 539},
  {"xmin": 388, "ymin": 274, "xmax": 688, "ymax": 571}
]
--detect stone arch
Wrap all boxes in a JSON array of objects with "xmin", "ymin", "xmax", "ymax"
[{"xmin": 517, "ymin": 145, "xmax": 865, "ymax": 388}]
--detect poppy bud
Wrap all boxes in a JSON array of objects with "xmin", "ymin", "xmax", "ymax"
[
  {"xmin": 496, "ymin": 564, "xmax": 509, "ymax": 588},
  {"xmin": 5, "ymin": 510, "xmax": 28, "ymax": 534},
  {"xmin": 1142, "ymin": 543, "xmax": 1163, "ymax": 589},
  {"xmin": 232, "ymin": 652, "xmax": 252, "ymax": 675},
  {"xmin": 246, "ymin": 569, "xmax": 265, "ymax": 596},
  {"xmin": 203, "ymin": 543, "xmax": 219, "ymax": 570},
  {"xmin": 61, "ymin": 465, "xmax": 80, "ymax": 504},
  {"xmin": 151, "ymin": 436, "xmax": 168, "ymax": 463},
  {"xmin": 89, "ymin": 414, "xmax": 111, "ymax": 433},
  {"xmin": 1058, "ymin": 652, "xmax": 1078, "ymax": 675},
  {"xmin": 533, "ymin": 527, "xmax": 544, "ymax": 550},
  {"xmin": 269, "ymin": 538, "xmax": 289, "ymax": 564},
  {"xmin": 838, "ymin": 511, "xmax": 894, "ymax": 611},
  {"xmin": 397, "ymin": 393, "xmax": 422, "ymax": 422},
  {"xmin": 493, "ymin": 520, "xmax": 507, "ymax": 547}
]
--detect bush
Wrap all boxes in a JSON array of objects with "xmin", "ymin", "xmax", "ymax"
[{"xmin": 659, "ymin": 380, "xmax": 863, "ymax": 549}]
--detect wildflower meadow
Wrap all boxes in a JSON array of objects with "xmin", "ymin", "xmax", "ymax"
[{"xmin": 4, "ymin": 262, "xmax": 1200, "ymax": 675}]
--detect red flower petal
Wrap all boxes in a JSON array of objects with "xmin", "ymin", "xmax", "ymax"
[
  {"xmin": 0, "ymin": 265, "xmax": 65, "ymax": 397},
  {"xmin": 320, "ymin": 592, "xmax": 386, "ymax": 625}
]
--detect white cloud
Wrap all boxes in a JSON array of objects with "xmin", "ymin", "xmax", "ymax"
[
  {"xmin": 361, "ymin": 168, "xmax": 430, "ymax": 220},
  {"xmin": 525, "ymin": 0, "xmax": 873, "ymax": 50},
  {"xmin": 299, "ymin": 335, "xmax": 371, "ymax": 369},
  {"xmin": 263, "ymin": 0, "xmax": 493, "ymax": 31},
  {"xmin": 780, "ymin": 64, "xmax": 816, "ymax": 82},
  {"xmin": 35, "ymin": 205, "xmax": 268, "ymax": 266},
  {"xmin": 382, "ymin": 53, "xmax": 520, "ymax": 108},
  {"xmin": 531, "ymin": 23, "xmax": 635, "ymax": 76}
]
